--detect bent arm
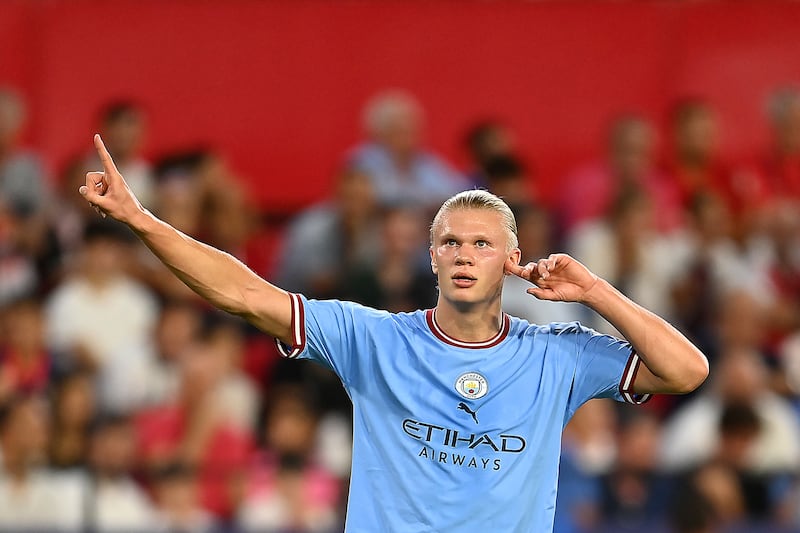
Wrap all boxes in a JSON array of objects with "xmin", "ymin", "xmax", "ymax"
[
  {"xmin": 505, "ymin": 253, "xmax": 708, "ymax": 395},
  {"xmin": 582, "ymin": 278, "xmax": 708, "ymax": 395}
]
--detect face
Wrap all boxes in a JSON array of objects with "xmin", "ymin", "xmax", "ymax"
[{"xmin": 430, "ymin": 208, "xmax": 519, "ymax": 309}]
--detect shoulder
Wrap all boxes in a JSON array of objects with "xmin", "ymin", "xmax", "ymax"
[{"xmin": 508, "ymin": 315, "xmax": 587, "ymax": 336}]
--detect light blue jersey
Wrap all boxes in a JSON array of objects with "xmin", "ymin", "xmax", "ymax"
[{"xmin": 277, "ymin": 294, "xmax": 651, "ymax": 533}]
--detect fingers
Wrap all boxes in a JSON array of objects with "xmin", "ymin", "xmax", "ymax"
[
  {"xmin": 527, "ymin": 287, "xmax": 552, "ymax": 300},
  {"xmin": 504, "ymin": 258, "xmax": 525, "ymax": 277},
  {"xmin": 505, "ymin": 259, "xmax": 538, "ymax": 281},
  {"xmin": 79, "ymin": 173, "xmax": 109, "ymax": 218},
  {"xmin": 94, "ymin": 134, "xmax": 119, "ymax": 175},
  {"xmin": 85, "ymin": 171, "xmax": 108, "ymax": 195}
]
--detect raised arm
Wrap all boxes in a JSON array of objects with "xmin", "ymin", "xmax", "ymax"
[
  {"xmin": 504, "ymin": 253, "xmax": 708, "ymax": 395},
  {"xmin": 79, "ymin": 135, "xmax": 293, "ymax": 344}
]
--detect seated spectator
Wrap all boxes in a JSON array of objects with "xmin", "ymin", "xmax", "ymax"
[
  {"xmin": 44, "ymin": 219, "xmax": 159, "ymax": 372},
  {"xmin": 483, "ymin": 154, "xmax": 536, "ymax": 205},
  {"xmin": 203, "ymin": 315, "xmax": 260, "ymax": 433},
  {"xmin": 554, "ymin": 399, "xmax": 617, "ymax": 533},
  {"xmin": 340, "ymin": 204, "xmax": 436, "ymax": 313},
  {"xmin": 660, "ymin": 346, "xmax": 800, "ymax": 474},
  {"xmin": 239, "ymin": 384, "xmax": 342, "ymax": 533},
  {"xmin": 711, "ymin": 402, "xmax": 786, "ymax": 520},
  {"xmin": 99, "ymin": 299, "xmax": 202, "ymax": 415},
  {"xmin": 276, "ymin": 166, "xmax": 380, "ymax": 298},
  {"xmin": 462, "ymin": 119, "xmax": 518, "ymax": 187},
  {"xmin": 136, "ymin": 340, "xmax": 254, "ymax": 518},
  {"xmin": 150, "ymin": 462, "xmax": 219, "ymax": 533},
  {"xmin": 502, "ymin": 204, "xmax": 583, "ymax": 325},
  {"xmin": 49, "ymin": 369, "xmax": 96, "ymax": 469},
  {"xmin": 87, "ymin": 414, "xmax": 158, "ymax": 532},
  {"xmin": 86, "ymin": 100, "xmax": 155, "ymax": 209},
  {"xmin": 0, "ymin": 297, "xmax": 51, "ymax": 404},
  {"xmin": 567, "ymin": 187, "xmax": 686, "ymax": 332},
  {"xmin": 347, "ymin": 90, "xmax": 465, "ymax": 209},
  {"xmin": 50, "ymin": 155, "xmax": 96, "ymax": 269},
  {"xmin": 557, "ymin": 115, "xmax": 682, "ymax": 236},
  {"xmin": 0, "ymin": 198, "xmax": 38, "ymax": 306},
  {"xmin": 599, "ymin": 411, "xmax": 672, "ymax": 530},
  {"xmin": 664, "ymin": 98, "xmax": 736, "ymax": 211},
  {"xmin": 0, "ymin": 394, "xmax": 85, "ymax": 531},
  {"xmin": 0, "ymin": 86, "xmax": 51, "ymax": 221},
  {"xmin": 758, "ymin": 86, "xmax": 800, "ymax": 203}
]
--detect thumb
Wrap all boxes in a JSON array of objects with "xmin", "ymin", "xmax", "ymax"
[{"xmin": 527, "ymin": 287, "xmax": 554, "ymax": 301}]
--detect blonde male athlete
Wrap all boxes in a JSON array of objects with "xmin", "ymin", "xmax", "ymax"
[{"xmin": 80, "ymin": 135, "xmax": 708, "ymax": 532}]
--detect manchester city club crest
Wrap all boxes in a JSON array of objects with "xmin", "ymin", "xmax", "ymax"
[{"xmin": 455, "ymin": 371, "xmax": 488, "ymax": 400}]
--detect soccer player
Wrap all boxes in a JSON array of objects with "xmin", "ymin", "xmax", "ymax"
[{"xmin": 79, "ymin": 134, "xmax": 708, "ymax": 532}]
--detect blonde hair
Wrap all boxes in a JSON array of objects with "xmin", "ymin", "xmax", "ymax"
[{"xmin": 430, "ymin": 190, "xmax": 518, "ymax": 251}]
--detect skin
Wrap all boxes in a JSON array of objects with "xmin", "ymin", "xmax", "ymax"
[{"xmin": 81, "ymin": 134, "xmax": 708, "ymax": 396}]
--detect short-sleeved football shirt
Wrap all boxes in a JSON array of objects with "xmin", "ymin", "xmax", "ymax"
[{"xmin": 277, "ymin": 294, "xmax": 650, "ymax": 533}]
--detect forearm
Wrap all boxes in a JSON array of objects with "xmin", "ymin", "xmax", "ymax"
[
  {"xmin": 127, "ymin": 208, "xmax": 291, "ymax": 340},
  {"xmin": 583, "ymin": 279, "xmax": 708, "ymax": 394}
]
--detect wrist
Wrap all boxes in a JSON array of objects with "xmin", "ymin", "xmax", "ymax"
[
  {"xmin": 580, "ymin": 277, "xmax": 616, "ymax": 310},
  {"xmin": 127, "ymin": 206, "xmax": 155, "ymax": 234}
]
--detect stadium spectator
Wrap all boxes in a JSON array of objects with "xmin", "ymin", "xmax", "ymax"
[
  {"xmin": 0, "ymin": 87, "xmax": 51, "ymax": 219},
  {"xmin": 567, "ymin": 187, "xmax": 686, "ymax": 332},
  {"xmin": 557, "ymin": 115, "xmax": 682, "ymax": 236},
  {"xmin": 44, "ymin": 219, "xmax": 159, "ymax": 373},
  {"xmin": 599, "ymin": 411, "xmax": 672, "ymax": 530},
  {"xmin": 0, "ymin": 198, "xmax": 38, "ymax": 306},
  {"xmin": 48, "ymin": 369, "xmax": 96, "ymax": 469},
  {"xmin": 0, "ymin": 394, "xmax": 85, "ymax": 531},
  {"xmin": 502, "ymin": 204, "xmax": 581, "ymax": 325},
  {"xmin": 150, "ymin": 462, "xmax": 219, "ymax": 533},
  {"xmin": 99, "ymin": 299, "xmax": 203, "ymax": 415},
  {"xmin": 483, "ymin": 153, "xmax": 536, "ymax": 206},
  {"xmin": 554, "ymin": 399, "xmax": 617, "ymax": 533},
  {"xmin": 276, "ymin": 166, "xmax": 380, "ymax": 298},
  {"xmin": 664, "ymin": 99, "xmax": 732, "ymax": 211},
  {"xmin": 660, "ymin": 345, "xmax": 800, "ymax": 474},
  {"xmin": 340, "ymin": 204, "xmax": 436, "ymax": 313},
  {"xmin": 347, "ymin": 89, "xmax": 465, "ymax": 208},
  {"xmin": 86, "ymin": 414, "xmax": 158, "ymax": 531},
  {"xmin": 462, "ymin": 119, "xmax": 518, "ymax": 187},
  {"xmin": 239, "ymin": 385, "xmax": 342, "ymax": 532},
  {"xmin": 87, "ymin": 101, "xmax": 155, "ymax": 209},
  {"xmin": 0, "ymin": 297, "xmax": 51, "ymax": 404},
  {"xmin": 760, "ymin": 86, "xmax": 800, "ymax": 202},
  {"xmin": 136, "ymin": 340, "xmax": 254, "ymax": 518}
]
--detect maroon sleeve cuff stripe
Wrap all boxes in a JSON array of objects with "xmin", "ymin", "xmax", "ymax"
[
  {"xmin": 619, "ymin": 351, "xmax": 652, "ymax": 405},
  {"xmin": 275, "ymin": 292, "xmax": 306, "ymax": 359}
]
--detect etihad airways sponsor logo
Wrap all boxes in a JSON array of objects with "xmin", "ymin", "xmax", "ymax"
[
  {"xmin": 402, "ymin": 418, "xmax": 527, "ymax": 453},
  {"xmin": 402, "ymin": 418, "xmax": 527, "ymax": 472}
]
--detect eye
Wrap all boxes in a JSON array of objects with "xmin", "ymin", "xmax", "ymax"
[
  {"xmin": 445, "ymin": 239, "xmax": 458, "ymax": 247},
  {"xmin": 475, "ymin": 240, "xmax": 489, "ymax": 248}
]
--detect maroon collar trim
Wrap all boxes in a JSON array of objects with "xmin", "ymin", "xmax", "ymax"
[{"xmin": 425, "ymin": 309, "xmax": 510, "ymax": 349}]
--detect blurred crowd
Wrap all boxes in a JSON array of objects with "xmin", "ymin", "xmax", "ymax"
[{"xmin": 1, "ymin": 83, "xmax": 799, "ymax": 533}]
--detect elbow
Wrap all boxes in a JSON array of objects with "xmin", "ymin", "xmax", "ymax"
[{"xmin": 675, "ymin": 354, "xmax": 710, "ymax": 394}]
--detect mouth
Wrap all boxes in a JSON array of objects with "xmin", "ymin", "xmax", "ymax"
[{"xmin": 451, "ymin": 272, "xmax": 477, "ymax": 288}]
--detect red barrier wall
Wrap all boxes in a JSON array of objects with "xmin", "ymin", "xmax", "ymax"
[{"xmin": 2, "ymin": 0, "xmax": 800, "ymax": 211}]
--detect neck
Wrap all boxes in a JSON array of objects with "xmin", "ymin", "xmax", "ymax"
[{"xmin": 433, "ymin": 297, "xmax": 504, "ymax": 343}]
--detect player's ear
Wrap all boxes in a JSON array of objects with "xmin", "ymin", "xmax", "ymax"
[
  {"xmin": 505, "ymin": 248, "xmax": 521, "ymax": 276},
  {"xmin": 429, "ymin": 246, "xmax": 438, "ymax": 274}
]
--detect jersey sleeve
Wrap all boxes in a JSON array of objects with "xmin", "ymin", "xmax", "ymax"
[
  {"xmin": 561, "ymin": 322, "xmax": 652, "ymax": 414},
  {"xmin": 274, "ymin": 293, "xmax": 378, "ymax": 390}
]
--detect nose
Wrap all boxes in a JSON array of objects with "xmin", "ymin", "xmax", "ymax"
[{"xmin": 455, "ymin": 249, "xmax": 474, "ymax": 265}]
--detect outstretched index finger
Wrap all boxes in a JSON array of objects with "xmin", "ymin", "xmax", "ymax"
[{"xmin": 94, "ymin": 134, "xmax": 119, "ymax": 174}]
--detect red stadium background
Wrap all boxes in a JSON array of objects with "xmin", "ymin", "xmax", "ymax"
[{"xmin": 2, "ymin": 0, "xmax": 800, "ymax": 210}]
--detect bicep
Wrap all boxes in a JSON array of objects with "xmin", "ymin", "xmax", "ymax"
[
  {"xmin": 239, "ymin": 278, "xmax": 294, "ymax": 345},
  {"xmin": 632, "ymin": 362, "xmax": 678, "ymax": 395}
]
